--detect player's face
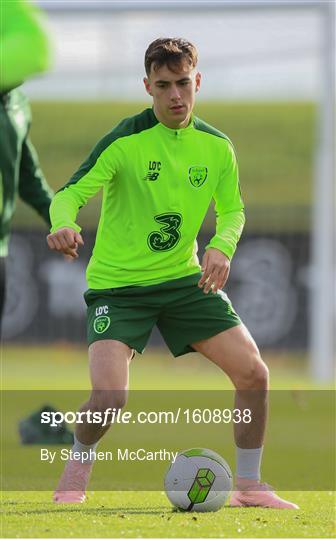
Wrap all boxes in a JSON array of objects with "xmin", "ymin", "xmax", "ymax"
[{"xmin": 144, "ymin": 62, "xmax": 201, "ymax": 129}]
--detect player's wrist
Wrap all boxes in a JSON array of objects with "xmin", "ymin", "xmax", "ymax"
[{"xmin": 50, "ymin": 223, "xmax": 81, "ymax": 234}]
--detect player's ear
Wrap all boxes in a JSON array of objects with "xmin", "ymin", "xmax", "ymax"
[
  {"xmin": 195, "ymin": 71, "xmax": 201, "ymax": 93},
  {"xmin": 143, "ymin": 77, "xmax": 153, "ymax": 96}
]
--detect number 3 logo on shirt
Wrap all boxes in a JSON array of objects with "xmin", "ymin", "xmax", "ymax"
[{"xmin": 147, "ymin": 212, "xmax": 183, "ymax": 252}]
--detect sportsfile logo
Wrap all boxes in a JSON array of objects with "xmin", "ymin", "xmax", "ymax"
[{"xmin": 143, "ymin": 160, "xmax": 161, "ymax": 181}]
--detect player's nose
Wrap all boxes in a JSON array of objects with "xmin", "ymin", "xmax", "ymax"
[{"xmin": 169, "ymin": 84, "xmax": 181, "ymax": 101}]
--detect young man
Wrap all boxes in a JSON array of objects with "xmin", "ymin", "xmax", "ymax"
[
  {"xmin": 0, "ymin": 0, "xmax": 53, "ymax": 324},
  {"xmin": 47, "ymin": 38, "xmax": 298, "ymax": 509}
]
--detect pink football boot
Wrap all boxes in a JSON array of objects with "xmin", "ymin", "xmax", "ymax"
[
  {"xmin": 230, "ymin": 478, "xmax": 299, "ymax": 509},
  {"xmin": 53, "ymin": 460, "xmax": 93, "ymax": 503}
]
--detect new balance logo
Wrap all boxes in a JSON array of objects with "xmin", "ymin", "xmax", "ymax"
[
  {"xmin": 143, "ymin": 160, "xmax": 161, "ymax": 181},
  {"xmin": 144, "ymin": 172, "xmax": 160, "ymax": 181}
]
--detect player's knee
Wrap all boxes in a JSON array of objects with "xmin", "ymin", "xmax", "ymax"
[
  {"xmin": 89, "ymin": 389, "xmax": 128, "ymax": 413},
  {"xmin": 112, "ymin": 390, "xmax": 128, "ymax": 411},
  {"xmin": 250, "ymin": 358, "xmax": 269, "ymax": 388},
  {"xmin": 234, "ymin": 351, "xmax": 269, "ymax": 390}
]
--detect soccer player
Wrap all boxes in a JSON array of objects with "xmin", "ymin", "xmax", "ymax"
[
  {"xmin": 0, "ymin": 0, "xmax": 53, "ymax": 323},
  {"xmin": 48, "ymin": 38, "xmax": 298, "ymax": 509}
]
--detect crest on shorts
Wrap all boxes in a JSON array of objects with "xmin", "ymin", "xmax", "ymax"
[
  {"xmin": 94, "ymin": 315, "xmax": 111, "ymax": 334},
  {"xmin": 188, "ymin": 166, "xmax": 208, "ymax": 188}
]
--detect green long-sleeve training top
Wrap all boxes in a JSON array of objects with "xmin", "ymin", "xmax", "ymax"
[
  {"xmin": 50, "ymin": 108, "xmax": 245, "ymax": 289},
  {"xmin": 0, "ymin": 89, "xmax": 53, "ymax": 256}
]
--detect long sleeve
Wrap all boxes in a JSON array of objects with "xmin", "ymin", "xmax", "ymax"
[
  {"xmin": 206, "ymin": 142, "xmax": 245, "ymax": 260},
  {"xmin": 18, "ymin": 137, "xmax": 53, "ymax": 226},
  {"xmin": 49, "ymin": 137, "xmax": 119, "ymax": 233}
]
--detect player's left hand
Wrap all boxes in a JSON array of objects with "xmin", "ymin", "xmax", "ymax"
[{"xmin": 198, "ymin": 248, "xmax": 230, "ymax": 294}]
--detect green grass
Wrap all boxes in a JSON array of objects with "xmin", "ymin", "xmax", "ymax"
[
  {"xmin": 1, "ymin": 346, "xmax": 334, "ymax": 538},
  {"xmin": 2, "ymin": 345, "xmax": 329, "ymax": 391},
  {"xmin": 2, "ymin": 491, "xmax": 335, "ymax": 538},
  {"xmin": 13, "ymin": 101, "xmax": 315, "ymax": 232}
]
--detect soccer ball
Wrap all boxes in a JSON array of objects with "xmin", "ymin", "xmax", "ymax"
[{"xmin": 164, "ymin": 448, "xmax": 232, "ymax": 512}]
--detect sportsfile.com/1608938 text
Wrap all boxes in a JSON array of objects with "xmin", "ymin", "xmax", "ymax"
[{"xmin": 40, "ymin": 407, "xmax": 252, "ymax": 427}]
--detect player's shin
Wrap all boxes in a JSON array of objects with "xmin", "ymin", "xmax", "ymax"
[{"xmin": 233, "ymin": 388, "xmax": 268, "ymax": 482}]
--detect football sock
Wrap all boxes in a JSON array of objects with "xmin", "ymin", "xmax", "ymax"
[
  {"xmin": 236, "ymin": 446, "xmax": 263, "ymax": 481},
  {"xmin": 72, "ymin": 434, "xmax": 98, "ymax": 464}
]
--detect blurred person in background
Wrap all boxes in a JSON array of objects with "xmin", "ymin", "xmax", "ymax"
[
  {"xmin": 48, "ymin": 37, "xmax": 298, "ymax": 510},
  {"xmin": 0, "ymin": 0, "xmax": 54, "ymax": 325}
]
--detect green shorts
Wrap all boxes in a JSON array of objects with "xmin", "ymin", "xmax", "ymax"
[{"xmin": 84, "ymin": 273, "xmax": 241, "ymax": 357}]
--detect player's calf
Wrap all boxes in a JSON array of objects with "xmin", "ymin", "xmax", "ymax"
[{"xmin": 75, "ymin": 389, "xmax": 128, "ymax": 444}]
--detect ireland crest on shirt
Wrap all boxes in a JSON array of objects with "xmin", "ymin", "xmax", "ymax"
[{"xmin": 188, "ymin": 166, "xmax": 208, "ymax": 188}]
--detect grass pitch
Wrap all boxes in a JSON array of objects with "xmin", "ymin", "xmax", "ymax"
[
  {"xmin": 1, "ymin": 346, "xmax": 335, "ymax": 538},
  {"xmin": 2, "ymin": 345, "xmax": 327, "ymax": 391},
  {"xmin": 2, "ymin": 490, "xmax": 335, "ymax": 538}
]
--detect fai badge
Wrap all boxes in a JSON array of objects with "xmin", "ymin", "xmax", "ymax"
[
  {"xmin": 188, "ymin": 166, "xmax": 208, "ymax": 188},
  {"xmin": 94, "ymin": 315, "xmax": 111, "ymax": 334}
]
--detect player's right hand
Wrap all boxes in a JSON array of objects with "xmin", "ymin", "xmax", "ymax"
[{"xmin": 47, "ymin": 227, "xmax": 84, "ymax": 259}]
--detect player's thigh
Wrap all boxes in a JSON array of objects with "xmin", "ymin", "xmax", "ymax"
[
  {"xmin": 191, "ymin": 324, "xmax": 268, "ymax": 388},
  {"xmin": 85, "ymin": 288, "xmax": 158, "ymax": 355},
  {"xmin": 157, "ymin": 276, "xmax": 241, "ymax": 357},
  {"xmin": 89, "ymin": 339, "xmax": 133, "ymax": 392}
]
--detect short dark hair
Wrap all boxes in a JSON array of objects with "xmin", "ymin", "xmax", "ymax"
[{"xmin": 144, "ymin": 37, "xmax": 198, "ymax": 76}]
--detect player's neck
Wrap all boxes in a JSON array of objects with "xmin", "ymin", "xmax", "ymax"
[{"xmin": 153, "ymin": 106, "xmax": 192, "ymax": 130}]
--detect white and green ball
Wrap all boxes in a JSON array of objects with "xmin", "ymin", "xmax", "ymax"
[{"xmin": 164, "ymin": 448, "xmax": 232, "ymax": 512}]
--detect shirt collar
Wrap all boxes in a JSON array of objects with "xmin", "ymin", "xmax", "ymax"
[{"xmin": 150, "ymin": 108, "xmax": 195, "ymax": 137}]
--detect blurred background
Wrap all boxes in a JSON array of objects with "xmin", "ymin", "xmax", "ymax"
[{"xmin": 3, "ymin": 0, "xmax": 335, "ymax": 387}]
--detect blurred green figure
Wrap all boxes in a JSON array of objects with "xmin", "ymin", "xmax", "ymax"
[
  {"xmin": 0, "ymin": 0, "xmax": 51, "ymax": 89},
  {"xmin": 0, "ymin": 0, "xmax": 53, "ymax": 321}
]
